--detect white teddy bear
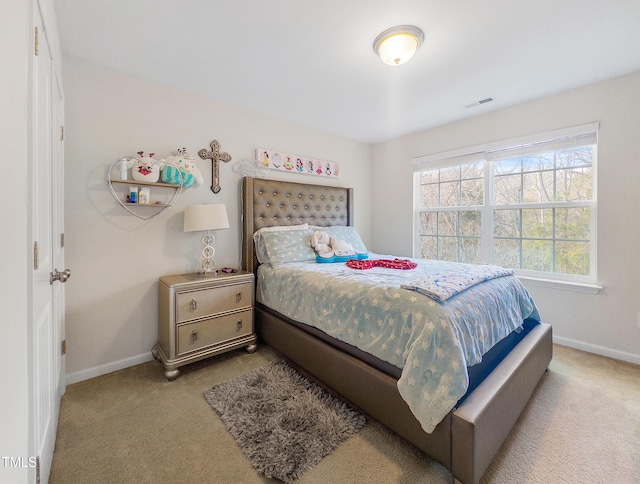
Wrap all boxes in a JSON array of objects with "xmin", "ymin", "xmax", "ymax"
[
  {"xmin": 310, "ymin": 230, "xmax": 336, "ymax": 258},
  {"xmin": 311, "ymin": 230, "xmax": 356, "ymax": 259}
]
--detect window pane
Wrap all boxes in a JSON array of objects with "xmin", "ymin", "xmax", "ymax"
[
  {"xmin": 522, "ymin": 240, "xmax": 553, "ymax": 272},
  {"xmin": 420, "ymin": 212, "xmax": 437, "ymax": 235},
  {"xmin": 421, "ymin": 183, "xmax": 439, "ymax": 207},
  {"xmin": 438, "ymin": 212, "xmax": 457, "ymax": 236},
  {"xmin": 495, "ymin": 158, "xmax": 521, "ymax": 175},
  {"xmin": 420, "ymin": 236, "xmax": 437, "ymax": 259},
  {"xmin": 460, "ymin": 178, "xmax": 483, "ymax": 206},
  {"xmin": 460, "ymin": 211, "xmax": 481, "ymax": 236},
  {"xmin": 555, "ymin": 207, "xmax": 590, "ymax": 240},
  {"xmin": 460, "ymin": 237, "xmax": 481, "ymax": 263},
  {"xmin": 439, "ymin": 237, "xmax": 458, "ymax": 262},
  {"xmin": 522, "ymin": 154, "xmax": 554, "ymax": 172},
  {"xmin": 461, "ymin": 162, "xmax": 484, "ymax": 179},
  {"xmin": 556, "ymin": 241, "xmax": 590, "ymax": 275},
  {"xmin": 494, "ymin": 174, "xmax": 521, "ymax": 204},
  {"xmin": 556, "ymin": 167, "xmax": 592, "ymax": 201},
  {"xmin": 494, "ymin": 209, "xmax": 520, "ymax": 238},
  {"xmin": 420, "ymin": 170, "xmax": 439, "ymax": 184},
  {"xmin": 494, "ymin": 239, "xmax": 520, "ymax": 268},
  {"xmin": 522, "ymin": 208, "xmax": 553, "ymax": 239},
  {"xmin": 440, "ymin": 166, "xmax": 460, "ymax": 182},
  {"xmin": 440, "ymin": 181, "xmax": 460, "ymax": 206},
  {"xmin": 556, "ymin": 147, "xmax": 593, "ymax": 169},
  {"xmin": 522, "ymin": 171, "xmax": 553, "ymax": 203}
]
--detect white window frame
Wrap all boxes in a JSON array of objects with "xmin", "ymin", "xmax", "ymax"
[{"xmin": 412, "ymin": 123, "xmax": 601, "ymax": 293}]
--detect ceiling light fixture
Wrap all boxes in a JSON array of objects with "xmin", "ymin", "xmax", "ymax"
[{"xmin": 373, "ymin": 25, "xmax": 424, "ymax": 66}]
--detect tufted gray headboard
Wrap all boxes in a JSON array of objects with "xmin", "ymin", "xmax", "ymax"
[{"xmin": 241, "ymin": 177, "xmax": 354, "ymax": 272}]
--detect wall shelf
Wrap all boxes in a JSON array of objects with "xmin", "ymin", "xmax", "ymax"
[
  {"xmin": 119, "ymin": 201, "xmax": 170, "ymax": 207},
  {"xmin": 107, "ymin": 158, "xmax": 184, "ymax": 220},
  {"xmin": 109, "ymin": 178, "xmax": 181, "ymax": 188}
]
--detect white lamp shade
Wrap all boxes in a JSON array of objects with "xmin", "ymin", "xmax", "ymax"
[
  {"xmin": 373, "ymin": 25, "xmax": 424, "ymax": 66},
  {"xmin": 378, "ymin": 34, "xmax": 418, "ymax": 65},
  {"xmin": 183, "ymin": 204, "xmax": 230, "ymax": 232}
]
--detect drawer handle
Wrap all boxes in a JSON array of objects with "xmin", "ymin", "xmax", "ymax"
[
  {"xmin": 190, "ymin": 299, "xmax": 197, "ymax": 310},
  {"xmin": 190, "ymin": 330, "xmax": 198, "ymax": 343},
  {"xmin": 236, "ymin": 319, "xmax": 243, "ymax": 330},
  {"xmin": 236, "ymin": 292, "xmax": 242, "ymax": 303}
]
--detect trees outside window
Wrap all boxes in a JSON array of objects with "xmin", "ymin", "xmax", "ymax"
[{"xmin": 414, "ymin": 125, "xmax": 597, "ymax": 282}]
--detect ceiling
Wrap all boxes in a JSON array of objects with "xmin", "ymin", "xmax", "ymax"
[{"xmin": 54, "ymin": 0, "xmax": 640, "ymax": 144}]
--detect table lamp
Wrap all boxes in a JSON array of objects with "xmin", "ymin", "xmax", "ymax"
[{"xmin": 183, "ymin": 204, "xmax": 230, "ymax": 273}]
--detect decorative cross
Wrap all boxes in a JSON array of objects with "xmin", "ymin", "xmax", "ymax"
[{"xmin": 198, "ymin": 139, "xmax": 232, "ymax": 194}]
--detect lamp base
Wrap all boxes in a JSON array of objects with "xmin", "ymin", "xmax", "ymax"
[{"xmin": 199, "ymin": 231, "xmax": 217, "ymax": 274}]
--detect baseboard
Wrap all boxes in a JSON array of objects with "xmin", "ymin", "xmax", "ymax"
[
  {"xmin": 64, "ymin": 337, "xmax": 638, "ymax": 384},
  {"xmin": 553, "ymin": 335, "xmax": 640, "ymax": 365},
  {"xmin": 65, "ymin": 352, "xmax": 155, "ymax": 385}
]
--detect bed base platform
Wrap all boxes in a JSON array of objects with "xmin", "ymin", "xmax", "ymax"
[{"xmin": 256, "ymin": 304, "xmax": 552, "ymax": 484}]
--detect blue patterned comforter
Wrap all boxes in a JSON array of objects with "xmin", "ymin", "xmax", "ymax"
[{"xmin": 256, "ymin": 255, "xmax": 540, "ymax": 433}]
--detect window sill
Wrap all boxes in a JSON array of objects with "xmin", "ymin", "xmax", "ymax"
[{"xmin": 517, "ymin": 275, "xmax": 602, "ymax": 294}]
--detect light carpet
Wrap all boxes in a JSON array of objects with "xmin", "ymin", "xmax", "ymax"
[
  {"xmin": 49, "ymin": 344, "xmax": 639, "ymax": 483},
  {"xmin": 204, "ymin": 359, "xmax": 366, "ymax": 482}
]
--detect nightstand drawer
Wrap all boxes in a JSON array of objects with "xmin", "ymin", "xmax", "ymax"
[
  {"xmin": 176, "ymin": 282, "xmax": 252, "ymax": 322},
  {"xmin": 176, "ymin": 309, "xmax": 253, "ymax": 355}
]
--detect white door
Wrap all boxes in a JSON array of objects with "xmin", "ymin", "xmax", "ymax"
[{"xmin": 32, "ymin": 6, "xmax": 66, "ymax": 482}]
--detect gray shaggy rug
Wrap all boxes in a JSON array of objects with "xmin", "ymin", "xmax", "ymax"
[{"xmin": 204, "ymin": 359, "xmax": 366, "ymax": 482}]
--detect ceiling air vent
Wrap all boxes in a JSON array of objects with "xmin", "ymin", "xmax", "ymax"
[{"xmin": 465, "ymin": 97, "xmax": 494, "ymax": 109}]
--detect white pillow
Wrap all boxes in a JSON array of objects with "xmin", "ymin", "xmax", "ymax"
[{"xmin": 253, "ymin": 223, "xmax": 309, "ymax": 264}]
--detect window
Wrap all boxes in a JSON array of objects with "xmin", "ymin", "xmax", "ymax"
[{"xmin": 413, "ymin": 123, "xmax": 598, "ymax": 283}]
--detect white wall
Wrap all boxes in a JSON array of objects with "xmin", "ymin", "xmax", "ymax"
[
  {"xmin": 64, "ymin": 56, "xmax": 639, "ymax": 379},
  {"xmin": 371, "ymin": 71, "xmax": 640, "ymax": 364},
  {"xmin": 63, "ymin": 55, "xmax": 371, "ymax": 381}
]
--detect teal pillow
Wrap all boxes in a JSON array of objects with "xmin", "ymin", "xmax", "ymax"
[
  {"xmin": 314, "ymin": 226, "xmax": 368, "ymax": 254},
  {"xmin": 263, "ymin": 228, "xmax": 316, "ymax": 264}
]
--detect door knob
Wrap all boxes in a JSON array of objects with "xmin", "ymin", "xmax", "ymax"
[{"xmin": 50, "ymin": 268, "xmax": 71, "ymax": 285}]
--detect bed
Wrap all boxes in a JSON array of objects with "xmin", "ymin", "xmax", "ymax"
[{"xmin": 241, "ymin": 176, "xmax": 552, "ymax": 484}]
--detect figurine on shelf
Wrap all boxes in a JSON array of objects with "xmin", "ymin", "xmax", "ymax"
[
  {"xmin": 132, "ymin": 151, "xmax": 164, "ymax": 183},
  {"xmin": 161, "ymin": 148, "xmax": 204, "ymax": 188}
]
